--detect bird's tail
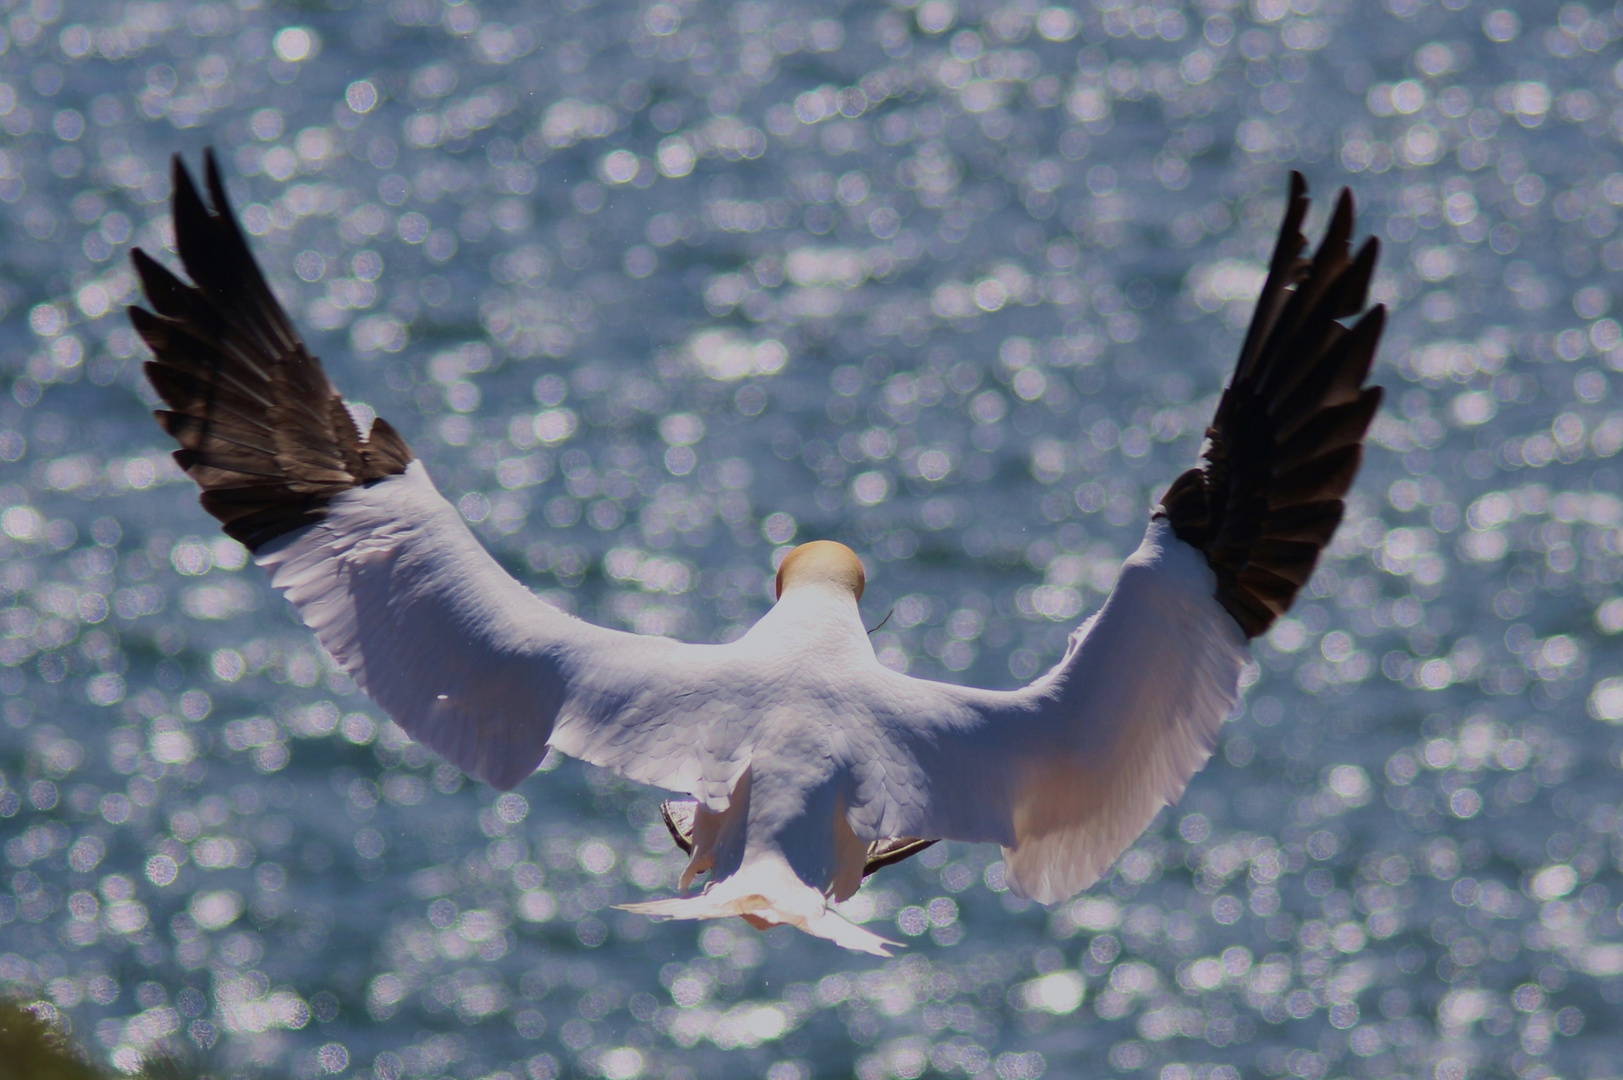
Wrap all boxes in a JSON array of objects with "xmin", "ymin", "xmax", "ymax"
[{"xmin": 617, "ymin": 854, "xmax": 899, "ymax": 957}]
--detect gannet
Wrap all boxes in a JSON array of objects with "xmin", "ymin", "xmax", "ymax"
[{"xmin": 131, "ymin": 152, "xmax": 1384, "ymax": 955}]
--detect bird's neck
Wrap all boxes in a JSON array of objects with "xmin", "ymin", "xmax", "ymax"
[{"xmin": 748, "ymin": 586, "xmax": 870, "ymax": 653}]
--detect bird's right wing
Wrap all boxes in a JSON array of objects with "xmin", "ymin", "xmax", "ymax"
[
  {"xmin": 856, "ymin": 522, "xmax": 1248, "ymax": 904},
  {"xmin": 130, "ymin": 151, "xmax": 751, "ymax": 795},
  {"xmin": 1159, "ymin": 173, "xmax": 1385, "ymax": 636},
  {"xmin": 857, "ymin": 174, "xmax": 1385, "ymax": 902}
]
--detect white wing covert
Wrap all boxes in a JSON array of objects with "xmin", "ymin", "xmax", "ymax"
[
  {"xmin": 130, "ymin": 150, "xmax": 745, "ymax": 794},
  {"xmin": 862, "ymin": 174, "xmax": 1384, "ymax": 903},
  {"xmin": 255, "ymin": 463, "xmax": 691, "ymax": 790},
  {"xmin": 864, "ymin": 523, "xmax": 1246, "ymax": 904}
]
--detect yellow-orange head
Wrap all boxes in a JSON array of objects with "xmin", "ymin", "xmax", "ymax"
[{"xmin": 775, "ymin": 540, "xmax": 865, "ymax": 601}]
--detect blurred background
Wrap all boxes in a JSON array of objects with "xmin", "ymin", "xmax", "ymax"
[{"xmin": 0, "ymin": 0, "xmax": 1620, "ymax": 1077}]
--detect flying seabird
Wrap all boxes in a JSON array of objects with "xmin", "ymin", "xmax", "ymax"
[{"xmin": 131, "ymin": 151, "xmax": 1383, "ymax": 955}]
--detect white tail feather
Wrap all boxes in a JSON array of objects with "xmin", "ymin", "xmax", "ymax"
[{"xmin": 617, "ymin": 855, "xmax": 899, "ymax": 957}]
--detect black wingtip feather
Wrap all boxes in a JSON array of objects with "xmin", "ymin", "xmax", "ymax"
[
  {"xmin": 1233, "ymin": 177, "xmax": 1313, "ymax": 387},
  {"xmin": 204, "ymin": 147, "xmax": 229, "ymax": 213},
  {"xmin": 1157, "ymin": 174, "xmax": 1386, "ymax": 638},
  {"xmin": 130, "ymin": 250, "xmax": 198, "ymax": 325},
  {"xmin": 1274, "ymin": 391, "xmax": 1381, "ymax": 473},
  {"xmin": 1259, "ymin": 502, "xmax": 1345, "ymax": 546},
  {"xmin": 131, "ymin": 149, "xmax": 416, "ymax": 552},
  {"xmin": 1336, "ymin": 237, "xmax": 1379, "ymax": 318}
]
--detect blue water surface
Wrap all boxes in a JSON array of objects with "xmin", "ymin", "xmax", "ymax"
[{"xmin": 1, "ymin": 1, "xmax": 1622, "ymax": 1078}]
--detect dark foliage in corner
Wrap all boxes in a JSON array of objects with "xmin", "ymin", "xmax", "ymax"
[{"xmin": 0, "ymin": 998, "xmax": 208, "ymax": 1080}]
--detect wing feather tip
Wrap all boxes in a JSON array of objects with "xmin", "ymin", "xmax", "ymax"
[
  {"xmin": 1156, "ymin": 171, "xmax": 1385, "ymax": 638},
  {"xmin": 135, "ymin": 148, "xmax": 419, "ymax": 549}
]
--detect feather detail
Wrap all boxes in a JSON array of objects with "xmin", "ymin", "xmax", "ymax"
[
  {"xmin": 617, "ymin": 853, "xmax": 901, "ymax": 957},
  {"xmin": 131, "ymin": 150, "xmax": 413, "ymax": 551},
  {"xmin": 1157, "ymin": 173, "xmax": 1385, "ymax": 637}
]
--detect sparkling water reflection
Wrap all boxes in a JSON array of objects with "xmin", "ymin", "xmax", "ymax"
[{"xmin": 2, "ymin": 1, "xmax": 1622, "ymax": 1077}]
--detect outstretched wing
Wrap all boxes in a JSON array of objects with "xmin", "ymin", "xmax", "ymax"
[
  {"xmin": 864, "ymin": 175, "xmax": 1384, "ymax": 903},
  {"xmin": 129, "ymin": 151, "xmax": 737, "ymax": 793}
]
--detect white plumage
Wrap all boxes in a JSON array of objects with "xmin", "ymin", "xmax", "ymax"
[
  {"xmin": 133, "ymin": 153, "xmax": 1385, "ymax": 953},
  {"xmin": 262, "ymin": 475, "xmax": 1242, "ymax": 952}
]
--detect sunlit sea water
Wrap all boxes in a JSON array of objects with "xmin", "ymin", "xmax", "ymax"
[{"xmin": 1, "ymin": 1, "xmax": 1621, "ymax": 1078}]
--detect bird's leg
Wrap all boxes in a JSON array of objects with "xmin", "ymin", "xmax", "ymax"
[
  {"xmin": 678, "ymin": 768, "xmax": 752, "ymax": 890},
  {"xmin": 678, "ymin": 807, "xmax": 719, "ymax": 890},
  {"xmin": 827, "ymin": 792, "xmax": 868, "ymax": 902}
]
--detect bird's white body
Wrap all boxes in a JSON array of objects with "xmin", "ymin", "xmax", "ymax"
[
  {"xmin": 258, "ymin": 462, "xmax": 1247, "ymax": 954},
  {"xmin": 136, "ymin": 157, "xmax": 1381, "ymax": 953}
]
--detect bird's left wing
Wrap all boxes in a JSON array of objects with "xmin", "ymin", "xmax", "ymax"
[{"xmin": 130, "ymin": 151, "xmax": 750, "ymax": 795}]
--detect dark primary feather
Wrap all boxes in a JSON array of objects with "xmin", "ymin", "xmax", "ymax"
[
  {"xmin": 128, "ymin": 150, "xmax": 414, "ymax": 551},
  {"xmin": 1159, "ymin": 173, "xmax": 1386, "ymax": 638}
]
